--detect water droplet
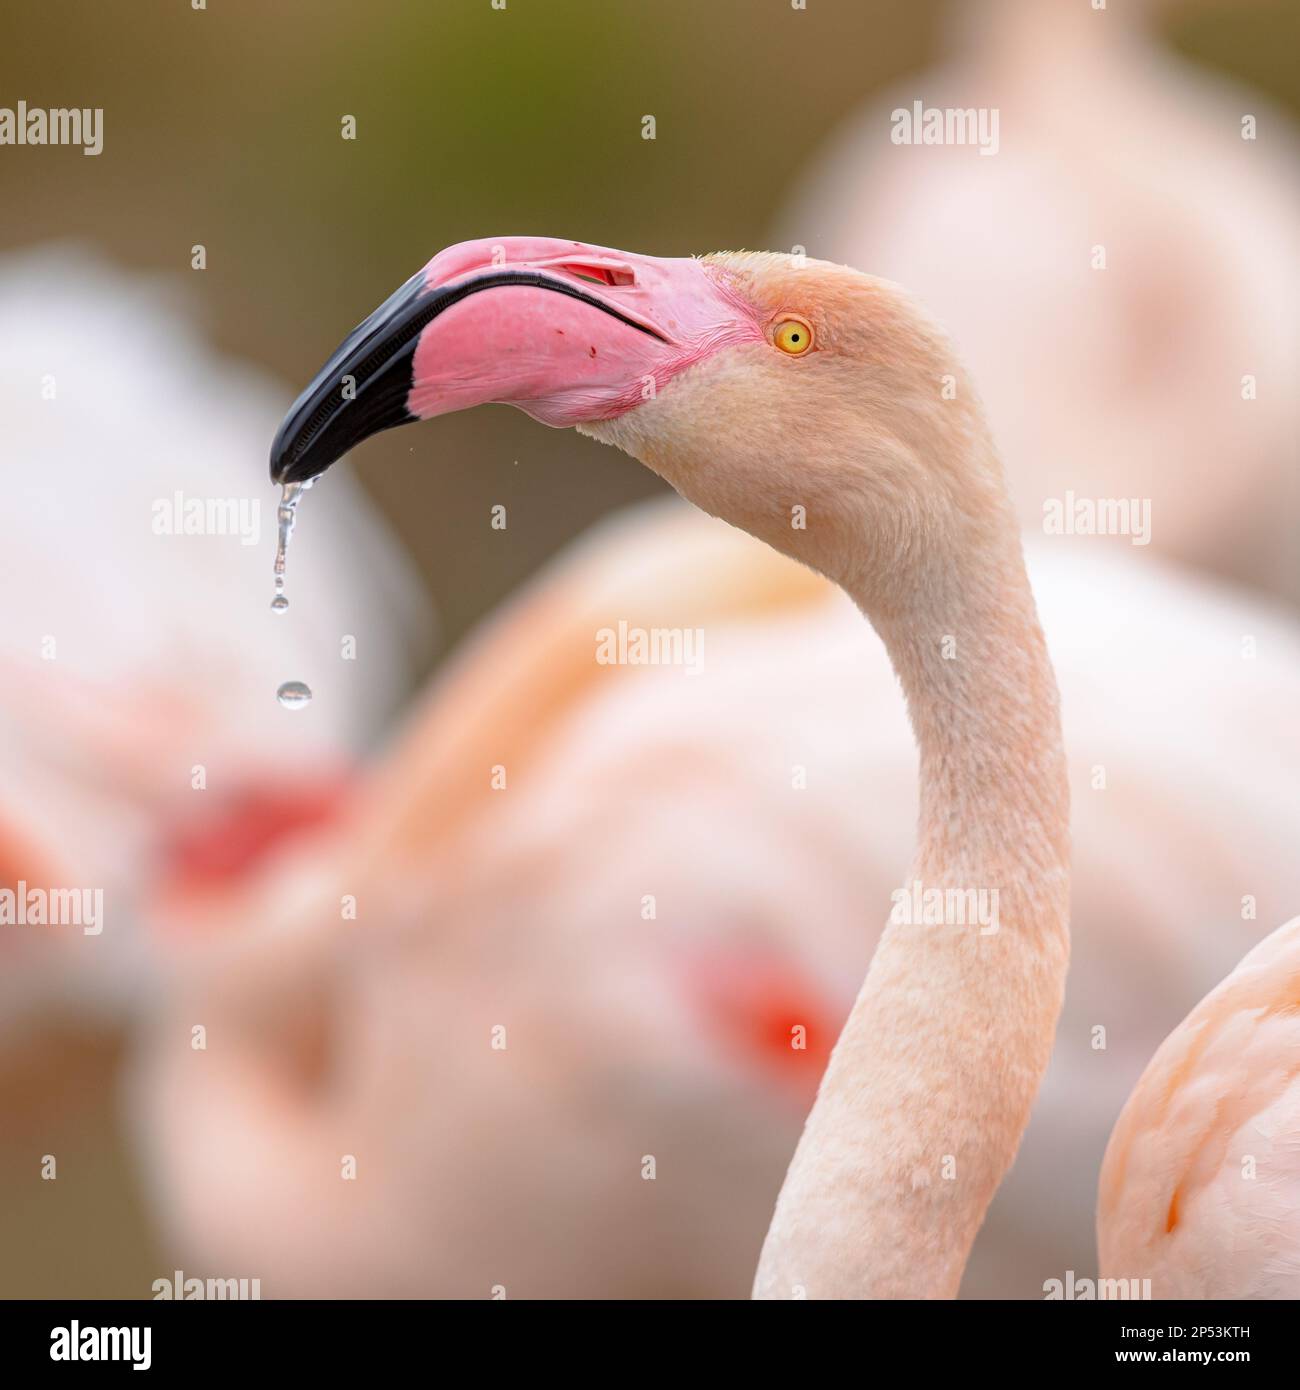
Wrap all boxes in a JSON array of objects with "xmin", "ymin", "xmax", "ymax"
[
  {"xmin": 276, "ymin": 680, "xmax": 312, "ymax": 710},
  {"xmin": 272, "ymin": 478, "xmax": 314, "ymax": 606},
  {"xmin": 271, "ymin": 480, "xmax": 317, "ymax": 703}
]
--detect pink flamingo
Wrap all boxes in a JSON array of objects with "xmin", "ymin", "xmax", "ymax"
[
  {"xmin": 267, "ymin": 237, "xmax": 1071, "ymax": 1298},
  {"xmin": 257, "ymin": 237, "xmax": 1297, "ymax": 1298}
]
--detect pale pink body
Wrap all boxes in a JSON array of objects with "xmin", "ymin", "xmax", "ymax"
[{"xmin": 1100, "ymin": 917, "xmax": 1300, "ymax": 1298}]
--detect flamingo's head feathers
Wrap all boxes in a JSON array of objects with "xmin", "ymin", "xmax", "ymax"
[{"xmin": 270, "ymin": 239, "xmax": 998, "ymax": 593}]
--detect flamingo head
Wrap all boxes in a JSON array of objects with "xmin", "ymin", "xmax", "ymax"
[{"xmin": 271, "ymin": 238, "xmax": 990, "ymax": 591}]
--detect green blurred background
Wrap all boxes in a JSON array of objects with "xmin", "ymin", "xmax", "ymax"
[{"xmin": 0, "ymin": 0, "xmax": 1295, "ymax": 1297}]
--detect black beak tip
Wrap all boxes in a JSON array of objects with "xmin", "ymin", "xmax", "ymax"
[
  {"xmin": 268, "ymin": 420, "xmax": 318, "ymax": 486},
  {"xmin": 268, "ymin": 437, "xmax": 293, "ymax": 486},
  {"xmin": 270, "ymin": 269, "xmax": 431, "ymax": 489},
  {"xmin": 268, "ymin": 382, "xmax": 413, "ymax": 486}
]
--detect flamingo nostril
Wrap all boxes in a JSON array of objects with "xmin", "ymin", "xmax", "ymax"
[{"xmin": 558, "ymin": 262, "xmax": 636, "ymax": 288}]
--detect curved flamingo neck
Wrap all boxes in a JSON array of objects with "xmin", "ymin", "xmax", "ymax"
[
  {"xmin": 874, "ymin": 526, "xmax": 1069, "ymax": 883},
  {"xmin": 754, "ymin": 468, "xmax": 1070, "ymax": 1299}
]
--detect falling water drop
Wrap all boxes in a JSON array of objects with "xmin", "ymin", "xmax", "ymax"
[
  {"xmin": 276, "ymin": 680, "xmax": 313, "ymax": 710},
  {"xmin": 272, "ymin": 478, "xmax": 317, "ymax": 701},
  {"xmin": 272, "ymin": 477, "xmax": 314, "ymax": 609}
]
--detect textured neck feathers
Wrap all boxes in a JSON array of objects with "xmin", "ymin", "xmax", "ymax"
[
  {"xmin": 873, "ymin": 506, "xmax": 1069, "ymax": 885},
  {"xmin": 754, "ymin": 415, "xmax": 1070, "ymax": 1300}
]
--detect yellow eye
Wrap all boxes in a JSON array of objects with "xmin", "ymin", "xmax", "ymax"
[{"xmin": 772, "ymin": 318, "xmax": 813, "ymax": 355}]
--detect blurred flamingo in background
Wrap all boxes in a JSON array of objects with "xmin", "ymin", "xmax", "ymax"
[
  {"xmin": 776, "ymin": 0, "xmax": 1300, "ymax": 606},
  {"xmin": 0, "ymin": 245, "xmax": 428, "ymax": 1023},
  {"xmin": 129, "ymin": 501, "xmax": 845, "ymax": 1297}
]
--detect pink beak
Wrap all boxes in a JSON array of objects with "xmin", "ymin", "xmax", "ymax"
[{"xmin": 270, "ymin": 237, "xmax": 759, "ymax": 484}]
